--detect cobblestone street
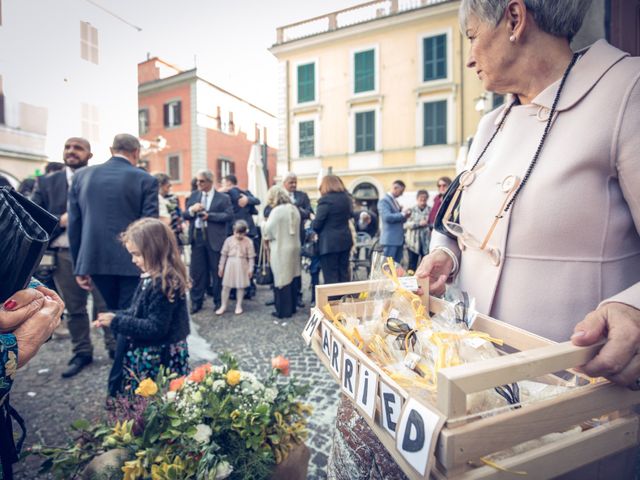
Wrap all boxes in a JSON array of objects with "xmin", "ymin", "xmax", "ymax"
[{"xmin": 11, "ymin": 281, "xmax": 340, "ymax": 479}]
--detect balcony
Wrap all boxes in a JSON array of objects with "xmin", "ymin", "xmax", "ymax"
[{"xmin": 275, "ymin": 0, "xmax": 453, "ymax": 45}]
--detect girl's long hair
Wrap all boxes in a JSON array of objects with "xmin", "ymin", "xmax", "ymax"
[{"xmin": 121, "ymin": 218, "xmax": 190, "ymax": 302}]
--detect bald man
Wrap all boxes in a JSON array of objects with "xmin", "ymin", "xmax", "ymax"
[{"xmin": 32, "ymin": 137, "xmax": 112, "ymax": 378}]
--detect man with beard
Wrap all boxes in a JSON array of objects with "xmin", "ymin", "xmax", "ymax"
[
  {"xmin": 32, "ymin": 137, "xmax": 113, "ymax": 377},
  {"xmin": 68, "ymin": 134, "xmax": 158, "ymax": 396}
]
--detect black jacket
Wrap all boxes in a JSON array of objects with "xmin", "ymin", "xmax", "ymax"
[
  {"xmin": 31, "ymin": 170, "xmax": 70, "ymax": 244},
  {"xmin": 184, "ymin": 189, "xmax": 233, "ymax": 252},
  {"xmin": 68, "ymin": 157, "xmax": 159, "ymax": 276},
  {"xmin": 110, "ymin": 278, "xmax": 190, "ymax": 348},
  {"xmin": 226, "ymin": 186, "xmax": 260, "ymax": 237},
  {"xmin": 312, "ymin": 191, "xmax": 354, "ymax": 255}
]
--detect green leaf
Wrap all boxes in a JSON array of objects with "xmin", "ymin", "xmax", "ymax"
[{"xmin": 70, "ymin": 419, "xmax": 91, "ymax": 431}]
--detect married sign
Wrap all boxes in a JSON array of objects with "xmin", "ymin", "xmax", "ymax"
[{"xmin": 303, "ymin": 308, "xmax": 445, "ymax": 478}]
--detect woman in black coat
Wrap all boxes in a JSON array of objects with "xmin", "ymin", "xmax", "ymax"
[{"xmin": 312, "ymin": 175, "xmax": 353, "ymax": 284}]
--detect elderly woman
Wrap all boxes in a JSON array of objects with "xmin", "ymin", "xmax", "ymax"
[
  {"xmin": 329, "ymin": 1, "xmax": 640, "ymax": 478},
  {"xmin": 1, "ymin": 285, "xmax": 63, "ymax": 479},
  {"xmin": 262, "ymin": 186, "xmax": 301, "ymax": 321}
]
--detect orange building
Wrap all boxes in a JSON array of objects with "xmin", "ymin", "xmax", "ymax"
[{"xmin": 137, "ymin": 58, "xmax": 277, "ymax": 202}]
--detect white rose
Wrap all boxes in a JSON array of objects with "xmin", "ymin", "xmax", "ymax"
[
  {"xmin": 166, "ymin": 391, "xmax": 177, "ymax": 402},
  {"xmin": 192, "ymin": 423, "xmax": 212, "ymax": 444},
  {"xmin": 212, "ymin": 380, "xmax": 226, "ymax": 392},
  {"xmin": 192, "ymin": 391, "xmax": 203, "ymax": 403},
  {"xmin": 215, "ymin": 460, "xmax": 233, "ymax": 479}
]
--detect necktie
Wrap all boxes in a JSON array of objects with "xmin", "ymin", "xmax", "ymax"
[{"xmin": 197, "ymin": 193, "xmax": 208, "ymax": 229}]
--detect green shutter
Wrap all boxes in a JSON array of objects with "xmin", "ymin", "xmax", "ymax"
[
  {"xmin": 423, "ymin": 100, "xmax": 447, "ymax": 146},
  {"xmin": 423, "ymin": 34, "xmax": 447, "ymax": 82},
  {"xmin": 299, "ymin": 120, "xmax": 315, "ymax": 157},
  {"xmin": 354, "ymin": 49, "xmax": 375, "ymax": 93},
  {"xmin": 297, "ymin": 63, "xmax": 315, "ymax": 103},
  {"xmin": 355, "ymin": 111, "xmax": 375, "ymax": 152}
]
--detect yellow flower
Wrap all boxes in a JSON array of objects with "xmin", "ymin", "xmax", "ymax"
[
  {"xmin": 135, "ymin": 378, "xmax": 158, "ymax": 397},
  {"xmin": 226, "ymin": 369, "xmax": 241, "ymax": 386},
  {"xmin": 5, "ymin": 351, "xmax": 16, "ymax": 380},
  {"xmin": 122, "ymin": 458, "xmax": 145, "ymax": 480}
]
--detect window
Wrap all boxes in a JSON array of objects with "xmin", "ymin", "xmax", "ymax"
[
  {"xmin": 355, "ymin": 111, "xmax": 375, "ymax": 152},
  {"xmin": 354, "ymin": 49, "xmax": 375, "ymax": 94},
  {"xmin": 423, "ymin": 100, "xmax": 447, "ymax": 146},
  {"xmin": 163, "ymin": 100, "xmax": 181, "ymax": 128},
  {"xmin": 81, "ymin": 103, "xmax": 100, "ymax": 142},
  {"xmin": 297, "ymin": 62, "xmax": 315, "ymax": 103},
  {"xmin": 167, "ymin": 154, "xmax": 181, "ymax": 181},
  {"xmin": 299, "ymin": 120, "xmax": 315, "ymax": 157},
  {"xmin": 217, "ymin": 158, "xmax": 234, "ymax": 181},
  {"xmin": 423, "ymin": 34, "xmax": 447, "ymax": 82},
  {"xmin": 80, "ymin": 21, "xmax": 99, "ymax": 64},
  {"xmin": 138, "ymin": 109, "xmax": 149, "ymax": 135}
]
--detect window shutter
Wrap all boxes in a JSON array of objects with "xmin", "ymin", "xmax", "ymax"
[
  {"xmin": 163, "ymin": 103, "xmax": 169, "ymax": 127},
  {"xmin": 354, "ymin": 50, "xmax": 374, "ymax": 93},
  {"xmin": 174, "ymin": 101, "xmax": 181, "ymax": 126}
]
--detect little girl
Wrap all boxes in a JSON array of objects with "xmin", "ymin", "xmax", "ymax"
[
  {"xmin": 216, "ymin": 220, "xmax": 256, "ymax": 315},
  {"xmin": 94, "ymin": 218, "xmax": 190, "ymax": 396}
]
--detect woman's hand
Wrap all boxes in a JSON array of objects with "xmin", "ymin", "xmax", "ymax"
[
  {"xmin": 1, "ymin": 288, "xmax": 47, "ymax": 332},
  {"xmin": 94, "ymin": 312, "xmax": 115, "ymax": 328},
  {"xmin": 248, "ymin": 268, "xmax": 253, "ymax": 279},
  {"xmin": 218, "ymin": 268, "xmax": 224, "ymax": 278},
  {"xmin": 571, "ymin": 302, "xmax": 640, "ymax": 388},
  {"xmin": 13, "ymin": 295, "xmax": 63, "ymax": 368},
  {"xmin": 415, "ymin": 250, "xmax": 454, "ymax": 297}
]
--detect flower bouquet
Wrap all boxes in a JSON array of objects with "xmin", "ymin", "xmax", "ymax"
[{"xmin": 31, "ymin": 354, "xmax": 311, "ymax": 479}]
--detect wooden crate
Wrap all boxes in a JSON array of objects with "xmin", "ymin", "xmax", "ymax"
[{"xmin": 305, "ymin": 279, "xmax": 640, "ymax": 479}]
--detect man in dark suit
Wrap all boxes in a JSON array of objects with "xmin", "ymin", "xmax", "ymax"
[
  {"xmin": 68, "ymin": 134, "xmax": 159, "ymax": 395},
  {"xmin": 282, "ymin": 173, "xmax": 312, "ymax": 308},
  {"xmin": 32, "ymin": 137, "xmax": 112, "ymax": 378},
  {"xmin": 185, "ymin": 169, "xmax": 233, "ymax": 313}
]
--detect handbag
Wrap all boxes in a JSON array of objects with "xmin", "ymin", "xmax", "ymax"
[
  {"xmin": 301, "ymin": 230, "xmax": 318, "ymax": 258},
  {"xmin": 433, "ymin": 173, "xmax": 465, "ymax": 240},
  {"xmin": 0, "ymin": 187, "xmax": 58, "ymax": 302},
  {"xmin": 255, "ymin": 238, "xmax": 273, "ymax": 286}
]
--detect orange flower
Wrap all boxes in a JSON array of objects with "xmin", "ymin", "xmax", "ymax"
[
  {"xmin": 189, "ymin": 365, "xmax": 209, "ymax": 383},
  {"xmin": 169, "ymin": 376, "xmax": 186, "ymax": 392},
  {"xmin": 271, "ymin": 355, "xmax": 290, "ymax": 376}
]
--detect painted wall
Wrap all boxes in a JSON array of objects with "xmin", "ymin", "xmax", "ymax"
[{"xmin": 0, "ymin": 0, "xmax": 139, "ymax": 170}]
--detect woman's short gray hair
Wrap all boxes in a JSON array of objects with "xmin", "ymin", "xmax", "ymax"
[
  {"xmin": 459, "ymin": 0, "xmax": 591, "ymax": 40},
  {"xmin": 267, "ymin": 185, "xmax": 291, "ymax": 207}
]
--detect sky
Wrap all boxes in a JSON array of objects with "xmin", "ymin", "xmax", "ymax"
[{"xmin": 94, "ymin": 0, "xmax": 366, "ymax": 114}]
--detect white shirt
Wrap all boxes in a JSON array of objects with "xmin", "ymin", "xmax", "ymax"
[
  {"xmin": 50, "ymin": 167, "xmax": 76, "ymax": 249},
  {"xmin": 194, "ymin": 189, "xmax": 214, "ymax": 228}
]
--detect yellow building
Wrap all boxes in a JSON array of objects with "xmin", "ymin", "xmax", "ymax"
[{"xmin": 269, "ymin": 0, "xmax": 496, "ymax": 206}]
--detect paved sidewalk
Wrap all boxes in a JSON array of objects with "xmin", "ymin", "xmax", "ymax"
[{"xmin": 11, "ymin": 283, "xmax": 340, "ymax": 479}]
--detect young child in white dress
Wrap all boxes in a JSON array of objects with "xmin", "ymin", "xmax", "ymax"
[{"xmin": 216, "ymin": 220, "xmax": 256, "ymax": 315}]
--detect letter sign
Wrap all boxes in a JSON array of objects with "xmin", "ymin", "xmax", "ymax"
[
  {"xmin": 302, "ymin": 308, "xmax": 322, "ymax": 345},
  {"xmin": 321, "ymin": 325, "xmax": 331, "ymax": 359},
  {"xmin": 356, "ymin": 363, "xmax": 378, "ymax": 420},
  {"xmin": 396, "ymin": 398, "xmax": 444, "ymax": 476},
  {"xmin": 380, "ymin": 382, "xmax": 402, "ymax": 438},
  {"xmin": 341, "ymin": 351, "xmax": 357, "ymax": 399},
  {"xmin": 330, "ymin": 337, "xmax": 342, "ymax": 378}
]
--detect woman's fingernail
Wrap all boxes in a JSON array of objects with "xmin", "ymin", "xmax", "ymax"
[
  {"xmin": 3, "ymin": 299, "xmax": 17, "ymax": 310},
  {"xmin": 44, "ymin": 296, "xmax": 53, "ymax": 301},
  {"xmin": 571, "ymin": 330, "xmax": 586, "ymax": 339}
]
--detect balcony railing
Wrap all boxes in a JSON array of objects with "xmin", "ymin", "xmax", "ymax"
[{"xmin": 275, "ymin": 0, "xmax": 453, "ymax": 45}]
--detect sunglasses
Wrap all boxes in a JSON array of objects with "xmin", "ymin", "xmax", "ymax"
[
  {"xmin": 385, "ymin": 317, "xmax": 417, "ymax": 351},
  {"xmin": 442, "ymin": 172, "xmax": 520, "ymax": 266},
  {"xmin": 196, "ymin": 179, "xmax": 209, "ymax": 184}
]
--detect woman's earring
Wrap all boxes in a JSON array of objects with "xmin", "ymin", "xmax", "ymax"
[{"xmin": 509, "ymin": 35, "xmax": 516, "ymax": 42}]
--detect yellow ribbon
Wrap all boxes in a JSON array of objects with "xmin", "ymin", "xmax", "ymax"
[
  {"xmin": 382, "ymin": 258, "xmax": 430, "ymax": 325},
  {"xmin": 479, "ymin": 457, "xmax": 528, "ymax": 476},
  {"xmin": 323, "ymin": 304, "xmax": 364, "ymax": 349}
]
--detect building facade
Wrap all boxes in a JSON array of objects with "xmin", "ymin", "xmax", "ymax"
[
  {"xmin": 0, "ymin": 0, "xmax": 139, "ymax": 184},
  {"xmin": 269, "ymin": 0, "xmax": 487, "ymax": 205},
  {"xmin": 138, "ymin": 58, "xmax": 277, "ymax": 200}
]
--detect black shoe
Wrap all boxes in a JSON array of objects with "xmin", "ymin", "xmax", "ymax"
[
  {"xmin": 265, "ymin": 299, "xmax": 275, "ymax": 306},
  {"xmin": 191, "ymin": 302, "xmax": 202, "ymax": 314},
  {"xmin": 296, "ymin": 299, "xmax": 305, "ymax": 308},
  {"xmin": 108, "ymin": 349, "xmax": 116, "ymax": 360},
  {"xmin": 61, "ymin": 355, "xmax": 92, "ymax": 378},
  {"xmin": 271, "ymin": 312, "xmax": 280, "ymax": 318}
]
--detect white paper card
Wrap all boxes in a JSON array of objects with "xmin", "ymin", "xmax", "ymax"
[
  {"xmin": 356, "ymin": 363, "xmax": 378, "ymax": 420},
  {"xmin": 330, "ymin": 337, "xmax": 342, "ymax": 378},
  {"xmin": 380, "ymin": 382, "xmax": 402, "ymax": 438},
  {"xmin": 321, "ymin": 323, "xmax": 331, "ymax": 359},
  {"xmin": 341, "ymin": 351, "xmax": 357, "ymax": 400},
  {"xmin": 398, "ymin": 276, "xmax": 419, "ymax": 291},
  {"xmin": 302, "ymin": 308, "xmax": 323, "ymax": 346},
  {"xmin": 396, "ymin": 398, "xmax": 444, "ymax": 476}
]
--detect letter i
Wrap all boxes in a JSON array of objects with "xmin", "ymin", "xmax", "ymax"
[{"xmin": 361, "ymin": 370, "xmax": 369, "ymax": 402}]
